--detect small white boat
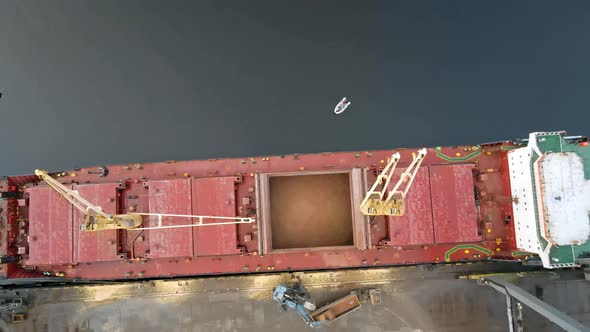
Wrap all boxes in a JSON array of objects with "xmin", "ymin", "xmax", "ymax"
[{"xmin": 334, "ymin": 97, "xmax": 351, "ymax": 114}]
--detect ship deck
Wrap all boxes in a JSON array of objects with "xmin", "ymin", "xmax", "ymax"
[{"xmin": 1, "ymin": 141, "xmax": 522, "ymax": 280}]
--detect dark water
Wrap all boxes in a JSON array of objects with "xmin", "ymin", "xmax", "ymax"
[{"xmin": 1, "ymin": 1, "xmax": 590, "ymax": 176}]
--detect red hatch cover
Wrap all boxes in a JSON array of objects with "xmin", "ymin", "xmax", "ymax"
[
  {"xmin": 147, "ymin": 179, "xmax": 193, "ymax": 258},
  {"xmin": 192, "ymin": 177, "xmax": 241, "ymax": 256},
  {"xmin": 73, "ymin": 183, "xmax": 120, "ymax": 263},
  {"xmin": 27, "ymin": 186, "xmax": 74, "ymax": 266},
  {"xmin": 430, "ymin": 164, "xmax": 480, "ymax": 243},
  {"xmin": 387, "ymin": 167, "xmax": 434, "ymax": 246}
]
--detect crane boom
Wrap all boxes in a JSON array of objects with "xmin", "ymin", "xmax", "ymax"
[
  {"xmin": 359, "ymin": 153, "xmax": 400, "ymax": 215},
  {"xmin": 360, "ymin": 148, "xmax": 427, "ymax": 216},
  {"xmin": 35, "ymin": 169, "xmax": 143, "ymax": 231},
  {"xmin": 381, "ymin": 148, "xmax": 427, "ymax": 216},
  {"xmin": 34, "ymin": 169, "xmax": 254, "ymax": 231}
]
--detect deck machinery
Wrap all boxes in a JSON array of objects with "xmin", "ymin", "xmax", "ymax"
[{"xmin": 0, "ymin": 131, "xmax": 589, "ymax": 281}]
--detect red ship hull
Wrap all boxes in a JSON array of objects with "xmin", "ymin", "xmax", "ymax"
[{"xmin": 0, "ymin": 140, "xmax": 523, "ymax": 280}]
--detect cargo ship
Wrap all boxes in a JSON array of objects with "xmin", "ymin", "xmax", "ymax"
[{"xmin": 0, "ymin": 131, "xmax": 588, "ymax": 282}]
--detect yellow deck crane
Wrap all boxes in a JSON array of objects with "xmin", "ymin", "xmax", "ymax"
[
  {"xmin": 34, "ymin": 169, "xmax": 254, "ymax": 231},
  {"xmin": 360, "ymin": 148, "xmax": 427, "ymax": 216}
]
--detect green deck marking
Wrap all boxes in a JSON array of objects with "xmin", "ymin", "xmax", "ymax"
[
  {"xmin": 511, "ymin": 250, "xmax": 534, "ymax": 257},
  {"xmin": 549, "ymin": 246, "xmax": 576, "ymax": 265},
  {"xmin": 501, "ymin": 145, "xmax": 522, "ymax": 151},
  {"xmin": 435, "ymin": 146, "xmax": 481, "ymax": 162},
  {"xmin": 549, "ymin": 243, "xmax": 590, "ymax": 265},
  {"xmin": 444, "ymin": 244, "xmax": 493, "ymax": 261},
  {"xmin": 536, "ymin": 134, "xmax": 563, "ymax": 152}
]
